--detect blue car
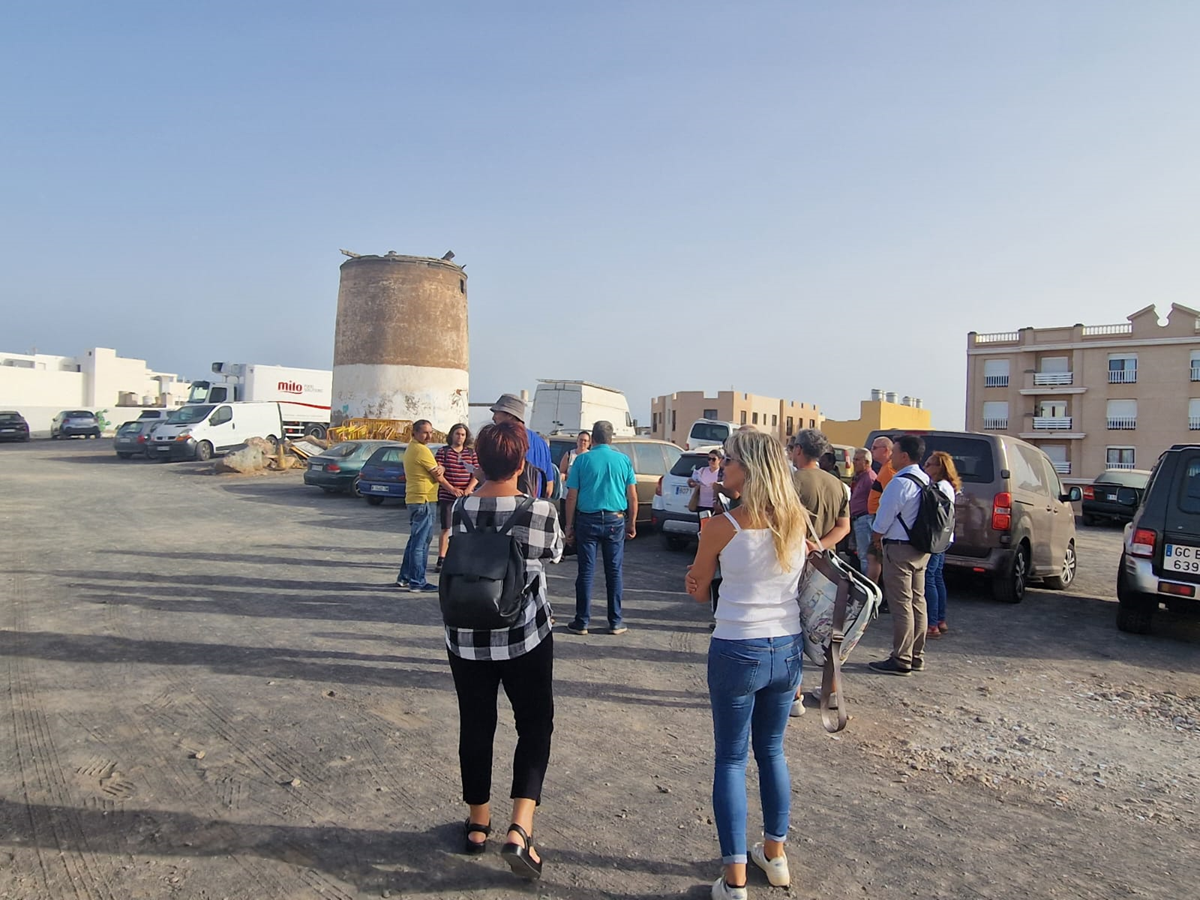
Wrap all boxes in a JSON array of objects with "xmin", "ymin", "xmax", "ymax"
[{"xmin": 358, "ymin": 444, "xmax": 409, "ymax": 506}]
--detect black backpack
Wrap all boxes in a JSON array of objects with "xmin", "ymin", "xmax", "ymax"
[
  {"xmin": 898, "ymin": 473, "xmax": 955, "ymax": 554},
  {"xmin": 439, "ymin": 496, "xmax": 536, "ymax": 630}
]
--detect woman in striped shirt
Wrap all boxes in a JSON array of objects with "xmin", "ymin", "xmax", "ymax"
[
  {"xmin": 434, "ymin": 424, "xmax": 479, "ymax": 573},
  {"xmin": 446, "ymin": 421, "xmax": 563, "ymax": 880}
]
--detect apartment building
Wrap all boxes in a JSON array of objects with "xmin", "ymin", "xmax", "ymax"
[
  {"xmin": 965, "ymin": 303, "xmax": 1200, "ymax": 483},
  {"xmin": 649, "ymin": 390, "xmax": 822, "ymax": 446}
]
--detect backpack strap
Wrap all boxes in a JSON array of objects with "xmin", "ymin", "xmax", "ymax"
[
  {"xmin": 895, "ymin": 472, "xmax": 926, "ymax": 540},
  {"xmin": 497, "ymin": 495, "xmax": 536, "ymax": 536}
]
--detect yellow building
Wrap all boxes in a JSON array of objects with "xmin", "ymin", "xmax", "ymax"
[{"xmin": 821, "ymin": 392, "xmax": 933, "ymax": 448}]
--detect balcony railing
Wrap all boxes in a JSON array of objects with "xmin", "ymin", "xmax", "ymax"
[
  {"xmin": 974, "ymin": 331, "xmax": 1019, "ymax": 344},
  {"xmin": 1034, "ymin": 372, "xmax": 1073, "ymax": 386},
  {"xmin": 984, "ymin": 375, "xmax": 1009, "ymax": 388},
  {"xmin": 1108, "ymin": 369, "xmax": 1137, "ymax": 384},
  {"xmin": 1033, "ymin": 416, "xmax": 1072, "ymax": 430},
  {"xmin": 1052, "ymin": 461, "xmax": 1071, "ymax": 474},
  {"xmin": 1084, "ymin": 323, "xmax": 1133, "ymax": 336},
  {"xmin": 1106, "ymin": 461, "xmax": 1137, "ymax": 470},
  {"xmin": 982, "ymin": 417, "xmax": 1008, "ymax": 430},
  {"xmin": 1190, "ymin": 417, "xmax": 1200, "ymax": 431},
  {"xmin": 1107, "ymin": 417, "xmax": 1137, "ymax": 430},
  {"xmin": 1191, "ymin": 366, "xmax": 1200, "ymax": 382}
]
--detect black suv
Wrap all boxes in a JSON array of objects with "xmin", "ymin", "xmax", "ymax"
[{"xmin": 1116, "ymin": 444, "xmax": 1200, "ymax": 633}]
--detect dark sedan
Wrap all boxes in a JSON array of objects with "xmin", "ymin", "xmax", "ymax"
[
  {"xmin": 358, "ymin": 444, "xmax": 408, "ymax": 506},
  {"xmin": 113, "ymin": 420, "xmax": 157, "ymax": 458},
  {"xmin": 0, "ymin": 411, "xmax": 30, "ymax": 442},
  {"xmin": 303, "ymin": 440, "xmax": 401, "ymax": 494},
  {"xmin": 1082, "ymin": 468, "xmax": 1152, "ymax": 526}
]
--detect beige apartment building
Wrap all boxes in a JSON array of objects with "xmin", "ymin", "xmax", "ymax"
[
  {"xmin": 965, "ymin": 303, "xmax": 1200, "ymax": 483},
  {"xmin": 650, "ymin": 390, "xmax": 822, "ymax": 446}
]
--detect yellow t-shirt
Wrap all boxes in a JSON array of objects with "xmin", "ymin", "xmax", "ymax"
[{"xmin": 404, "ymin": 441, "xmax": 439, "ymax": 504}]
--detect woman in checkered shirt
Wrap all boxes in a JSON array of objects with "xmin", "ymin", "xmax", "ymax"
[{"xmin": 446, "ymin": 420, "xmax": 563, "ymax": 880}]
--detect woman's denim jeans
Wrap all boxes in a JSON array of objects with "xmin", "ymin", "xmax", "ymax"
[
  {"xmin": 924, "ymin": 551, "xmax": 947, "ymax": 624},
  {"xmin": 707, "ymin": 634, "xmax": 803, "ymax": 864}
]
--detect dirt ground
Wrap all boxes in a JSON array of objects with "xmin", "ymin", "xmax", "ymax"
[{"xmin": 2, "ymin": 440, "xmax": 1198, "ymax": 900}]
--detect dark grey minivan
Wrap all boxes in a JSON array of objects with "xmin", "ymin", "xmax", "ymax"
[{"xmin": 865, "ymin": 430, "xmax": 1083, "ymax": 603}]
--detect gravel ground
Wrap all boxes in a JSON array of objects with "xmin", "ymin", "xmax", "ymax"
[{"xmin": 1, "ymin": 440, "xmax": 1198, "ymax": 900}]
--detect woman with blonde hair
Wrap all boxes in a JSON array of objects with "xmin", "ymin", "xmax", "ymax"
[
  {"xmin": 686, "ymin": 430, "xmax": 809, "ymax": 900},
  {"xmin": 921, "ymin": 450, "xmax": 961, "ymax": 637}
]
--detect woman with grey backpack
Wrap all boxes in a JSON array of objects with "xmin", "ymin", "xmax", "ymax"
[{"xmin": 440, "ymin": 421, "xmax": 563, "ymax": 881}]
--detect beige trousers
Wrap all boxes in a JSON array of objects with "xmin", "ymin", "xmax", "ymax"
[{"xmin": 882, "ymin": 542, "xmax": 931, "ymax": 668}]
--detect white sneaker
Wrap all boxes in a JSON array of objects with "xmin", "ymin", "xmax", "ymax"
[
  {"xmin": 751, "ymin": 842, "xmax": 790, "ymax": 887},
  {"xmin": 711, "ymin": 876, "xmax": 748, "ymax": 900},
  {"xmin": 789, "ymin": 698, "xmax": 805, "ymax": 717}
]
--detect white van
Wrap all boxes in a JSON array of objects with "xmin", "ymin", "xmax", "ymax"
[
  {"xmin": 149, "ymin": 401, "xmax": 283, "ymax": 462},
  {"xmin": 685, "ymin": 418, "xmax": 738, "ymax": 451},
  {"xmin": 529, "ymin": 380, "xmax": 635, "ymax": 437}
]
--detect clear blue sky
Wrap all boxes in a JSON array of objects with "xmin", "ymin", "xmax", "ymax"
[{"xmin": 4, "ymin": 1, "xmax": 1200, "ymax": 427}]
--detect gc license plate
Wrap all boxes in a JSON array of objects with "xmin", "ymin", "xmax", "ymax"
[
  {"xmin": 370, "ymin": 484, "xmax": 389, "ymax": 492},
  {"xmin": 1164, "ymin": 544, "xmax": 1200, "ymax": 573},
  {"xmin": 309, "ymin": 463, "xmax": 323, "ymax": 470},
  {"xmin": 675, "ymin": 485, "xmax": 691, "ymax": 495}
]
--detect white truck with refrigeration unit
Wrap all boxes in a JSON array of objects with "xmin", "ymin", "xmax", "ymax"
[{"xmin": 185, "ymin": 362, "xmax": 332, "ymax": 439}]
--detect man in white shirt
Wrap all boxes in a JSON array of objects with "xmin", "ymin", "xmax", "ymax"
[{"xmin": 867, "ymin": 434, "xmax": 931, "ymax": 676}]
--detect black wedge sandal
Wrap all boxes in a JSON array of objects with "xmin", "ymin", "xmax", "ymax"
[
  {"xmin": 500, "ymin": 822, "xmax": 542, "ymax": 880},
  {"xmin": 463, "ymin": 819, "xmax": 491, "ymax": 855}
]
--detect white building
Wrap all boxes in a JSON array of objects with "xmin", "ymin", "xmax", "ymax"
[{"xmin": 0, "ymin": 347, "xmax": 190, "ymax": 436}]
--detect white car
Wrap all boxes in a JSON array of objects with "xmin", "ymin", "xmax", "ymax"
[
  {"xmin": 651, "ymin": 451, "xmax": 712, "ymax": 550},
  {"xmin": 685, "ymin": 418, "xmax": 737, "ymax": 451}
]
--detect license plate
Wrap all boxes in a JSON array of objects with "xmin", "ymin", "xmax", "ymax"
[
  {"xmin": 370, "ymin": 484, "xmax": 389, "ymax": 492},
  {"xmin": 1164, "ymin": 544, "xmax": 1200, "ymax": 573},
  {"xmin": 0, "ymin": 428, "xmax": 13, "ymax": 433},
  {"xmin": 675, "ymin": 485, "xmax": 691, "ymax": 495},
  {"xmin": 309, "ymin": 463, "xmax": 323, "ymax": 471}
]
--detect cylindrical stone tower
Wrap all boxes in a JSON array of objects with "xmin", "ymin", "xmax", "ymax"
[{"xmin": 332, "ymin": 252, "xmax": 468, "ymax": 429}]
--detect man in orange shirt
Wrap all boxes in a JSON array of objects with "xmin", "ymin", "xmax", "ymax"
[{"xmin": 866, "ymin": 436, "xmax": 895, "ymax": 591}]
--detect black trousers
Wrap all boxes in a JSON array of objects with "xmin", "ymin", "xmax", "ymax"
[{"xmin": 446, "ymin": 635, "xmax": 554, "ymax": 806}]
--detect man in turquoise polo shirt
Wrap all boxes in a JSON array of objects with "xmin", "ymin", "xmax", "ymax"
[{"xmin": 564, "ymin": 420, "xmax": 637, "ymax": 635}]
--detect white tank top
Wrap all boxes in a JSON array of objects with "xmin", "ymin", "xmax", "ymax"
[{"xmin": 712, "ymin": 512, "xmax": 805, "ymax": 641}]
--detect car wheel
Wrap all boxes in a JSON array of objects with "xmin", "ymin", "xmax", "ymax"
[
  {"xmin": 366, "ymin": 496, "xmax": 385, "ymax": 506},
  {"xmin": 194, "ymin": 441, "xmax": 214, "ymax": 462},
  {"xmin": 1081, "ymin": 513, "xmax": 1097, "ymax": 526},
  {"xmin": 117, "ymin": 452, "xmax": 133, "ymax": 459},
  {"xmin": 663, "ymin": 534, "xmax": 689, "ymax": 552},
  {"xmin": 1116, "ymin": 594, "xmax": 1155, "ymax": 634},
  {"xmin": 303, "ymin": 424, "xmax": 327, "ymax": 440},
  {"xmin": 351, "ymin": 476, "xmax": 364, "ymax": 497},
  {"xmin": 993, "ymin": 544, "xmax": 1028, "ymax": 604},
  {"xmin": 1043, "ymin": 540, "xmax": 1076, "ymax": 590}
]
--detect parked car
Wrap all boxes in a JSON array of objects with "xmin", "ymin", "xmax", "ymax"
[
  {"xmin": 357, "ymin": 443, "xmax": 448, "ymax": 505},
  {"xmin": 830, "ymin": 443, "xmax": 855, "ymax": 482},
  {"xmin": 864, "ymin": 429, "xmax": 1082, "ymax": 603},
  {"xmin": 113, "ymin": 420, "xmax": 159, "ymax": 459},
  {"xmin": 304, "ymin": 440, "xmax": 401, "ymax": 494},
  {"xmin": 1082, "ymin": 469, "xmax": 1151, "ymax": 526},
  {"xmin": 149, "ymin": 401, "xmax": 283, "ymax": 461},
  {"xmin": 1116, "ymin": 444, "xmax": 1200, "ymax": 633},
  {"xmin": 651, "ymin": 451, "xmax": 711, "ymax": 550},
  {"xmin": 358, "ymin": 444, "xmax": 409, "ymax": 505},
  {"xmin": 685, "ymin": 418, "xmax": 737, "ymax": 451},
  {"xmin": 0, "ymin": 410, "xmax": 30, "ymax": 442},
  {"xmin": 608, "ymin": 437, "xmax": 682, "ymax": 526},
  {"xmin": 51, "ymin": 410, "xmax": 101, "ymax": 439}
]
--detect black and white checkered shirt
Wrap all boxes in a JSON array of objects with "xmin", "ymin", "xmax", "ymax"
[{"xmin": 444, "ymin": 495, "xmax": 564, "ymax": 661}]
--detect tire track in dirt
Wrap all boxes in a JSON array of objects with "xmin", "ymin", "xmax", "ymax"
[{"xmin": 4, "ymin": 545, "xmax": 121, "ymax": 900}]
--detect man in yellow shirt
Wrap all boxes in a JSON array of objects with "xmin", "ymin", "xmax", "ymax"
[{"xmin": 397, "ymin": 419, "xmax": 459, "ymax": 591}]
